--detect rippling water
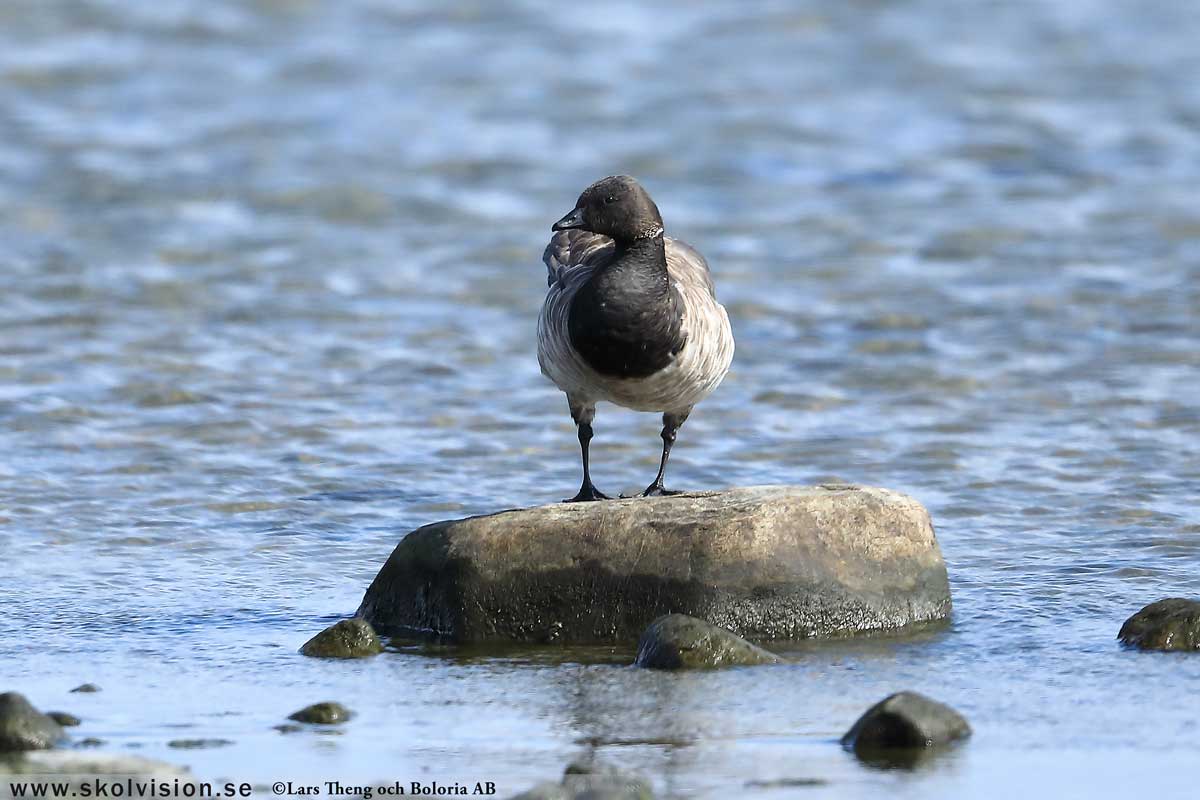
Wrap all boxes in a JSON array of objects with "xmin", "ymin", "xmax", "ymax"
[{"xmin": 2, "ymin": 1, "xmax": 1199, "ymax": 797}]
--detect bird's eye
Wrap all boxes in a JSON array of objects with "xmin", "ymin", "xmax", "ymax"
[{"xmin": 604, "ymin": 195, "xmax": 617, "ymax": 205}]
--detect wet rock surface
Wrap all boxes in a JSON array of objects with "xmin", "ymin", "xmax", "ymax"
[
  {"xmin": 841, "ymin": 691, "xmax": 971, "ymax": 764},
  {"xmin": 634, "ymin": 614, "xmax": 782, "ymax": 669},
  {"xmin": 509, "ymin": 762, "xmax": 654, "ymax": 800},
  {"xmin": 288, "ymin": 702, "xmax": 352, "ymax": 725},
  {"xmin": 359, "ymin": 485, "xmax": 951, "ymax": 643},
  {"xmin": 0, "ymin": 751, "xmax": 190, "ymax": 782},
  {"xmin": 1118, "ymin": 598, "xmax": 1200, "ymax": 651},
  {"xmin": 300, "ymin": 618, "xmax": 384, "ymax": 659},
  {"xmin": 0, "ymin": 693, "xmax": 67, "ymax": 752}
]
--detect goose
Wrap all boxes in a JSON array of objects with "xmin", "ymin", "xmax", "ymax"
[{"xmin": 537, "ymin": 175, "xmax": 735, "ymax": 502}]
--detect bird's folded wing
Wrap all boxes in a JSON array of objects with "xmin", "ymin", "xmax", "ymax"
[
  {"xmin": 664, "ymin": 237, "xmax": 718, "ymax": 299},
  {"xmin": 542, "ymin": 230, "xmax": 616, "ymax": 287}
]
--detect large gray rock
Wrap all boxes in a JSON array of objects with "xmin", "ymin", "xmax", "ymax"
[
  {"xmin": 0, "ymin": 751, "xmax": 190, "ymax": 786},
  {"xmin": 1118, "ymin": 598, "xmax": 1200, "ymax": 651},
  {"xmin": 359, "ymin": 485, "xmax": 950, "ymax": 643},
  {"xmin": 634, "ymin": 614, "xmax": 782, "ymax": 669},
  {"xmin": 0, "ymin": 693, "xmax": 66, "ymax": 752}
]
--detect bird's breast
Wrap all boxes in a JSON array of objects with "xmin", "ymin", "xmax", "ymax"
[{"xmin": 567, "ymin": 276, "xmax": 686, "ymax": 380}]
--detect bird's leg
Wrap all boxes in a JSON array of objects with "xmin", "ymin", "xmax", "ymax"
[
  {"xmin": 566, "ymin": 403, "xmax": 609, "ymax": 503},
  {"xmin": 641, "ymin": 410, "xmax": 690, "ymax": 497}
]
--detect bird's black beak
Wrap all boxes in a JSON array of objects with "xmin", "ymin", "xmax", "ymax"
[{"xmin": 552, "ymin": 207, "xmax": 585, "ymax": 231}]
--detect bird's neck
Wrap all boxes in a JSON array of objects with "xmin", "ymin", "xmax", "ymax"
[{"xmin": 606, "ymin": 233, "xmax": 668, "ymax": 289}]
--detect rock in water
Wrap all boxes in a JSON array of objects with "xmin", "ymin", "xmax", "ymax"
[
  {"xmin": 0, "ymin": 752, "xmax": 190, "ymax": 784},
  {"xmin": 510, "ymin": 763, "xmax": 654, "ymax": 800},
  {"xmin": 358, "ymin": 485, "xmax": 951, "ymax": 643},
  {"xmin": 45, "ymin": 713, "xmax": 80, "ymax": 727},
  {"xmin": 288, "ymin": 702, "xmax": 353, "ymax": 725},
  {"xmin": 0, "ymin": 693, "xmax": 66, "ymax": 752},
  {"xmin": 634, "ymin": 614, "xmax": 782, "ymax": 669},
  {"xmin": 166, "ymin": 739, "xmax": 232, "ymax": 750},
  {"xmin": 1118, "ymin": 598, "xmax": 1200, "ymax": 651},
  {"xmin": 842, "ymin": 691, "xmax": 971, "ymax": 759},
  {"xmin": 299, "ymin": 618, "xmax": 383, "ymax": 658}
]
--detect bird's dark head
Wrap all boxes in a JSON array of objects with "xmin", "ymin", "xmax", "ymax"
[{"xmin": 552, "ymin": 175, "xmax": 664, "ymax": 242}]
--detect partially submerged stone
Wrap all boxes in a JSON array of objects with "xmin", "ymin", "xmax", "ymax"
[
  {"xmin": 46, "ymin": 712, "xmax": 80, "ymax": 727},
  {"xmin": 166, "ymin": 739, "xmax": 232, "ymax": 749},
  {"xmin": 300, "ymin": 618, "xmax": 383, "ymax": 658},
  {"xmin": 841, "ymin": 691, "xmax": 971, "ymax": 764},
  {"xmin": 634, "ymin": 614, "xmax": 782, "ymax": 669},
  {"xmin": 288, "ymin": 702, "xmax": 352, "ymax": 725},
  {"xmin": 359, "ymin": 485, "xmax": 950, "ymax": 643},
  {"xmin": 510, "ymin": 763, "xmax": 653, "ymax": 800},
  {"xmin": 0, "ymin": 693, "xmax": 66, "ymax": 752},
  {"xmin": 1118, "ymin": 598, "xmax": 1200, "ymax": 651}
]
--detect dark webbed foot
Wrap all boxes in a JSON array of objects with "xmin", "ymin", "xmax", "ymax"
[
  {"xmin": 640, "ymin": 483, "xmax": 683, "ymax": 498},
  {"xmin": 565, "ymin": 483, "xmax": 611, "ymax": 503}
]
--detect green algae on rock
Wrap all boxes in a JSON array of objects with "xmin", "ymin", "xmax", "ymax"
[
  {"xmin": 288, "ymin": 702, "xmax": 352, "ymax": 725},
  {"xmin": 634, "ymin": 614, "xmax": 782, "ymax": 669},
  {"xmin": 300, "ymin": 618, "xmax": 383, "ymax": 659},
  {"xmin": 1118, "ymin": 598, "xmax": 1200, "ymax": 651},
  {"xmin": 0, "ymin": 693, "xmax": 66, "ymax": 752},
  {"xmin": 359, "ymin": 485, "xmax": 951, "ymax": 643}
]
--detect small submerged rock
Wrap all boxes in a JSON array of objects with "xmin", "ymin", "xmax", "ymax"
[
  {"xmin": 745, "ymin": 778, "xmax": 828, "ymax": 789},
  {"xmin": 77, "ymin": 738, "xmax": 104, "ymax": 748},
  {"xmin": 69, "ymin": 684, "xmax": 100, "ymax": 694},
  {"xmin": 46, "ymin": 712, "xmax": 81, "ymax": 727},
  {"xmin": 0, "ymin": 692, "xmax": 67, "ymax": 752},
  {"xmin": 300, "ymin": 618, "xmax": 383, "ymax": 659},
  {"xmin": 288, "ymin": 702, "xmax": 352, "ymax": 725},
  {"xmin": 634, "ymin": 614, "xmax": 782, "ymax": 670},
  {"xmin": 510, "ymin": 762, "xmax": 653, "ymax": 800},
  {"xmin": 167, "ymin": 739, "xmax": 233, "ymax": 750},
  {"xmin": 841, "ymin": 691, "xmax": 970, "ymax": 766},
  {"xmin": 1118, "ymin": 598, "xmax": 1200, "ymax": 651}
]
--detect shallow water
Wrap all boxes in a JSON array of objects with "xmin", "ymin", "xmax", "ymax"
[{"xmin": 2, "ymin": 0, "xmax": 1199, "ymax": 797}]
